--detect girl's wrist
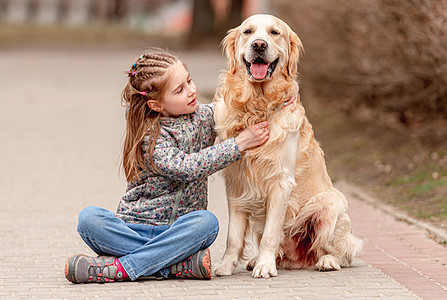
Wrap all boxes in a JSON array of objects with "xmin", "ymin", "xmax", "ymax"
[{"xmin": 235, "ymin": 136, "xmax": 247, "ymax": 152}]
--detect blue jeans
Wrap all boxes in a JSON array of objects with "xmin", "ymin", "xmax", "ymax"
[{"xmin": 76, "ymin": 206, "xmax": 219, "ymax": 280}]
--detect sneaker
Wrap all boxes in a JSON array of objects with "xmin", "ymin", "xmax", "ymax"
[
  {"xmin": 65, "ymin": 254, "xmax": 125, "ymax": 283},
  {"xmin": 170, "ymin": 249, "xmax": 212, "ymax": 279}
]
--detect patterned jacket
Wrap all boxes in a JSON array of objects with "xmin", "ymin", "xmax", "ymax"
[{"xmin": 116, "ymin": 102, "xmax": 241, "ymax": 225}]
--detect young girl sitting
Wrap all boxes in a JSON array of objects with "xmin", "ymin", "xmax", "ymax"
[{"xmin": 65, "ymin": 48, "xmax": 294, "ymax": 283}]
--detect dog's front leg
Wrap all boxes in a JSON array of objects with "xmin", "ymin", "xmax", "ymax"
[
  {"xmin": 252, "ymin": 184, "xmax": 291, "ymax": 278},
  {"xmin": 246, "ymin": 229, "xmax": 262, "ymax": 271},
  {"xmin": 252, "ymin": 127, "xmax": 299, "ymax": 278},
  {"xmin": 215, "ymin": 199, "xmax": 248, "ymax": 276}
]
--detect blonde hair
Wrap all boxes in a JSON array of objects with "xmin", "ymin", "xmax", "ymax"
[{"xmin": 121, "ymin": 48, "xmax": 178, "ymax": 182}]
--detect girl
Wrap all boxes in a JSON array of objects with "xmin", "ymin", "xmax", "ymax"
[{"xmin": 65, "ymin": 48, "xmax": 294, "ymax": 283}]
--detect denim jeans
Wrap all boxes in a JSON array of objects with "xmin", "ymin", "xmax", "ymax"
[{"xmin": 76, "ymin": 206, "xmax": 219, "ymax": 280}]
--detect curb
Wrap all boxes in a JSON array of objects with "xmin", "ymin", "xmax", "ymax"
[{"xmin": 336, "ymin": 180, "xmax": 447, "ymax": 245}]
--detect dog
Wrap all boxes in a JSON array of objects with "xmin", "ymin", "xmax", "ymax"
[{"xmin": 213, "ymin": 14, "xmax": 362, "ymax": 278}]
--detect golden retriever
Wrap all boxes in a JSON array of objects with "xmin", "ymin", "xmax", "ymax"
[{"xmin": 213, "ymin": 14, "xmax": 362, "ymax": 278}]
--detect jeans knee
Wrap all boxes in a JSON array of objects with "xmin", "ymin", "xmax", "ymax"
[
  {"xmin": 178, "ymin": 210, "xmax": 219, "ymax": 236},
  {"xmin": 190, "ymin": 211, "xmax": 219, "ymax": 249},
  {"xmin": 190, "ymin": 210, "xmax": 219, "ymax": 234},
  {"xmin": 198, "ymin": 211, "xmax": 219, "ymax": 248},
  {"xmin": 77, "ymin": 206, "xmax": 111, "ymax": 235},
  {"xmin": 195, "ymin": 210, "xmax": 219, "ymax": 234}
]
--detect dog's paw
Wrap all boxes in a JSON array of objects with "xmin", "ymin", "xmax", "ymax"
[
  {"xmin": 315, "ymin": 255, "xmax": 341, "ymax": 271},
  {"xmin": 245, "ymin": 256, "xmax": 258, "ymax": 271},
  {"xmin": 252, "ymin": 259, "xmax": 278, "ymax": 278},
  {"xmin": 214, "ymin": 263, "xmax": 235, "ymax": 276}
]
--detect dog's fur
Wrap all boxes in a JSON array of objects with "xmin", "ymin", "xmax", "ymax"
[{"xmin": 213, "ymin": 14, "xmax": 362, "ymax": 278}]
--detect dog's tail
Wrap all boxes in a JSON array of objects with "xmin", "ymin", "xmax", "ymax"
[
  {"xmin": 281, "ymin": 189, "xmax": 364, "ymax": 268},
  {"xmin": 280, "ymin": 199, "xmax": 330, "ymax": 268}
]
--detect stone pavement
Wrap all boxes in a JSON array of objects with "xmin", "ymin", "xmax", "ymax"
[{"xmin": 1, "ymin": 49, "xmax": 446, "ymax": 299}]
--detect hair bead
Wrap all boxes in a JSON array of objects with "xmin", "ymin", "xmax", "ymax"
[{"xmin": 122, "ymin": 48, "xmax": 179, "ymax": 182}]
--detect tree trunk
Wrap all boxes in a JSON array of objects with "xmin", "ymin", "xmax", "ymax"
[{"xmin": 187, "ymin": 0, "xmax": 215, "ymax": 46}]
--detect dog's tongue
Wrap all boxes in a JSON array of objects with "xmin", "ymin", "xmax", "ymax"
[{"xmin": 250, "ymin": 63, "xmax": 268, "ymax": 79}]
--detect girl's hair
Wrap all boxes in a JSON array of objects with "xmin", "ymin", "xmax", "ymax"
[{"xmin": 122, "ymin": 48, "xmax": 178, "ymax": 182}]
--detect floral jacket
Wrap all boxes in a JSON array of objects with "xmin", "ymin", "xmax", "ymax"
[{"xmin": 116, "ymin": 102, "xmax": 241, "ymax": 225}]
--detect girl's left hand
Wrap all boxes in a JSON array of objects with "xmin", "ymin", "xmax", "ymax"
[
  {"xmin": 283, "ymin": 81, "xmax": 299, "ymax": 112},
  {"xmin": 283, "ymin": 95, "xmax": 298, "ymax": 112}
]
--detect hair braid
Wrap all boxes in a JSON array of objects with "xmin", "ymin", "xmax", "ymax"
[{"xmin": 122, "ymin": 48, "xmax": 178, "ymax": 182}]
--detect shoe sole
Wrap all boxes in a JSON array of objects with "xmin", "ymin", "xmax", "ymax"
[
  {"xmin": 199, "ymin": 249, "xmax": 212, "ymax": 279},
  {"xmin": 65, "ymin": 254, "xmax": 84, "ymax": 284}
]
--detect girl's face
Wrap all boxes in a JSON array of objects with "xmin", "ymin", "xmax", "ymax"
[{"xmin": 157, "ymin": 61, "xmax": 198, "ymax": 118}]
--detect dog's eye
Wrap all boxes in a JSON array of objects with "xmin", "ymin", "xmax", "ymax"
[
  {"xmin": 243, "ymin": 29, "xmax": 252, "ymax": 34},
  {"xmin": 271, "ymin": 30, "xmax": 280, "ymax": 35}
]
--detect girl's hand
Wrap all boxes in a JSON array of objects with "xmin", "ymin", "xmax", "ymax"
[
  {"xmin": 283, "ymin": 81, "xmax": 299, "ymax": 112},
  {"xmin": 283, "ymin": 95, "xmax": 297, "ymax": 111},
  {"xmin": 235, "ymin": 121, "xmax": 269, "ymax": 151}
]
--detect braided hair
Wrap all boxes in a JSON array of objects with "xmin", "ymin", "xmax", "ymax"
[{"xmin": 122, "ymin": 48, "xmax": 178, "ymax": 182}]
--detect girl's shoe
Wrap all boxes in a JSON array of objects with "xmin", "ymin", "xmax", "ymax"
[
  {"xmin": 65, "ymin": 254, "xmax": 126, "ymax": 283},
  {"xmin": 169, "ymin": 248, "xmax": 212, "ymax": 279}
]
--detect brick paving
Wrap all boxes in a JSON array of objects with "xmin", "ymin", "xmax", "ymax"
[
  {"xmin": 338, "ymin": 182, "xmax": 447, "ymax": 299},
  {"xmin": 1, "ymin": 49, "xmax": 445, "ymax": 299}
]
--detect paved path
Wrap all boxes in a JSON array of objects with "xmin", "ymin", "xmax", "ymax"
[{"xmin": 1, "ymin": 49, "xmax": 446, "ymax": 299}]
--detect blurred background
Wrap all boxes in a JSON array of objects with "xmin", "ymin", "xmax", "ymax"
[
  {"xmin": 1, "ymin": 0, "xmax": 446, "ymax": 124},
  {"xmin": 1, "ymin": 0, "xmax": 446, "ymax": 234}
]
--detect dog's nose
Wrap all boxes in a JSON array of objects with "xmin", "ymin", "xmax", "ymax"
[{"xmin": 251, "ymin": 39, "xmax": 268, "ymax": 53}]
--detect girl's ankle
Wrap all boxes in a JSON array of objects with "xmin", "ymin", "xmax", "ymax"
[{"xmin": 114, "ymin": 258, "xmax": 129, "ymax": 280}]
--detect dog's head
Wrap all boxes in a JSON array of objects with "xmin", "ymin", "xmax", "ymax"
[{"xmin": 222, "ymin": 14, "xmax": 304, "ymax": 82}]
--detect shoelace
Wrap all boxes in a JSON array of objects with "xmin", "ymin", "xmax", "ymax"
[
  {"xmin": 175, "ymin": 255, "xmax": 196, "ymax": 278},
  {"xmin": 87, "ymin": 259, "xmax": 119, "ymax": 282}
]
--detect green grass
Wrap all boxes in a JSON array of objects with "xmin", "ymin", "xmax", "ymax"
[
  {"xmin": 411, "ymin": 179, "xmax": 447, "ymax": 194},
  {"xmin": 388, "ymin": 168, "xmax": 447, "ymax": 220}
]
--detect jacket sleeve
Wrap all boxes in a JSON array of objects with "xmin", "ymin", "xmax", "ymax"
[{"xmin": 149, "ymin": 134, "xmax": 241, "ymax": 182}]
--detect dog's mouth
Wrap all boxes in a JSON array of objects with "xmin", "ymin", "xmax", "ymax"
[{"xmin": 244, "ymin": 57, "xmax": 279, "ymax": 81}]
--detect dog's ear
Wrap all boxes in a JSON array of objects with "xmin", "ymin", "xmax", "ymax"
[
  {"xmin": 288, "ymin": 31, "xmax": 304, "ymax": 78},
  {"xmin": 222, "ymin": 28, "xmax": 238, "ymax": 74}
]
